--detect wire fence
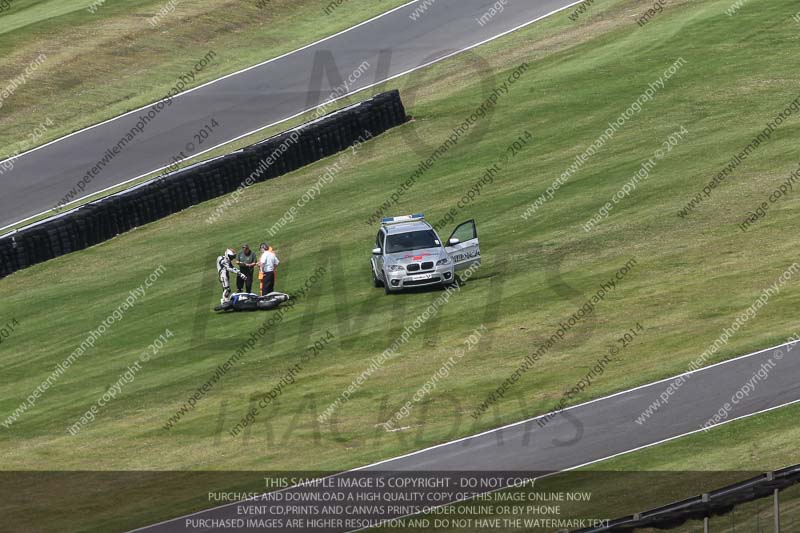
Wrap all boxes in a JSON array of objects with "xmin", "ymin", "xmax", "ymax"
[{"xmin": 572, "ymin": 464, "xmax": 800, "ymax": 532}]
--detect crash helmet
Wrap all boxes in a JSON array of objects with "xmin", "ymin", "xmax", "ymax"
[{"xmin": 225, "ymin": 248, "xmax": 236, "ymax": 260}]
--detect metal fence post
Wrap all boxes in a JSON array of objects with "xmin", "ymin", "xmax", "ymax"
[{"xmin": 764, "ymin": 471, "xmax": 780, "ymax": 533}]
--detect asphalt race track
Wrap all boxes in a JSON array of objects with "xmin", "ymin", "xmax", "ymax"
[
  {"xmin": 0, "ymin": 0, "xmax": 581, "ymax": 231},
  {"xmin": 133, "ymin": 341, "xmax": 800, "ymax": 532}
]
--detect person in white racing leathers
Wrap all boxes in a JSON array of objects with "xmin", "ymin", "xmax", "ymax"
[{"xmin": 217, "ymin": 248, "xmax": 248, "ymax": 305}]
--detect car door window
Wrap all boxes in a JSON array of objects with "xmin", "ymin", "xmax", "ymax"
[
  {"xmin": 446, "ymin": 220, "xmax": 480, "ymax": 271},
  {"xmin": 376, "ymin": 230, "xmax": 384, "ymax": 251},
  {"xmin": 449, "ymin": 220, "xmax": 477, "ymax": 243}
]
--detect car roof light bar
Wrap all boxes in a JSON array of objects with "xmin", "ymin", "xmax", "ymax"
[{"xmin": 381, "ymin": 214, "xmax": 425, "ymax": 225}]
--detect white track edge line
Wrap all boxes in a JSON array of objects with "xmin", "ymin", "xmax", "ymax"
[
  {"xmin": 0, "ymin": 0, "xmax": 421, "ymax": 166},
  {"xmin": 349, "ymin": 397, "xmax": 800, "ymax": 532},
  {"xmin": 1, "ymin": 0, "xmax": 586, "ymax": 234},
  {"xmin": 128, "ymin": 388, "xmax": 800, "ymax": 532},
  {"xmin": 352, "ymin": 338, "xmax": 798, "ymax": 470}
]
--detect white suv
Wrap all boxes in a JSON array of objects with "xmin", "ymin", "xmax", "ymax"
[{"xmin": 370, "ymin": 214, "xmax": 480, "ymax": 294}]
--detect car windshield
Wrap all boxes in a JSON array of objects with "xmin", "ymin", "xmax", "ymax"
[{"xmin": 385, "ymin": 230, "xmax": 440, "ymax": 254}]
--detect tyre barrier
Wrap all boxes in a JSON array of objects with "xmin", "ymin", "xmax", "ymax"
[{"xmin": 0, "ymin": 90, "xmax": 407, "ymax": 279}]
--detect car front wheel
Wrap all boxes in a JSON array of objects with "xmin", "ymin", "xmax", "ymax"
[{"xmin": 383, "ymin": 275, "xmax": 393, "ymax": 294}]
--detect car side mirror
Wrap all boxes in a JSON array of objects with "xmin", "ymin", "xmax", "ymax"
[
  {"xmin": 372, "ymin": 247, "xmax": 381, "ymax": 255},
  {"xmin": 448, "ymin": 238, "xmax": 460, "ymax": 246}
]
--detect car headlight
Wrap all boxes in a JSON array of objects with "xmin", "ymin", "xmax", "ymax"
[
  {"xmin": 436, "ymin": 258, "xmax": 450, "ymax": 266},
  {"xmin": 386, "ymin": 264, "xmax": 405, "ymax": 272}
]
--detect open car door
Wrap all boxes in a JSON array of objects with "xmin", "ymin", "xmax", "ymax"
[{"xmin": 445, "ymin": 219, "xmax": 480, "ymax": 271}]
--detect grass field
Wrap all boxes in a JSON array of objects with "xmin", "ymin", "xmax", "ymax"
[
  {"xmin": 0, "ymin": 0, "xmax": 409, "ymax": 157},
  {"xmin": 3, "ymin": 0, "xmax": 800, "ymax": 529}
]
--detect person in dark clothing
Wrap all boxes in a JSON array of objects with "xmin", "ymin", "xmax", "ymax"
[{"xmin": 235, "ymin": 244, "xmax": 257, "ymax": 293}]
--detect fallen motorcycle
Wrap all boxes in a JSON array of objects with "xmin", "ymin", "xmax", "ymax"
[{"xmin": 213, "ymin": 292, "xmax": 290, "ymax": 312}]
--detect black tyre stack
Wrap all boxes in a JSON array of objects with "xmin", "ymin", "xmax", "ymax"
[{"xmin": 0, "ymin": 90, "xmax": 407, "ymax": 279}]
